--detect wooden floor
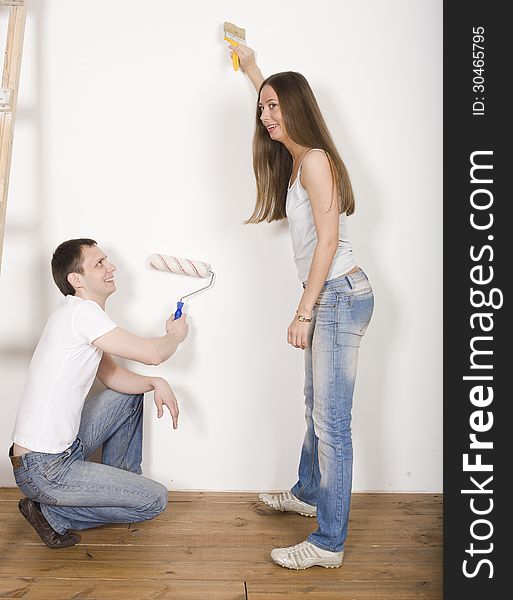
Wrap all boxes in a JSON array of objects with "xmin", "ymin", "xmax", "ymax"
[{"xmin": 0, "ymin": 489, "xmax": 442, "ymax": 600}]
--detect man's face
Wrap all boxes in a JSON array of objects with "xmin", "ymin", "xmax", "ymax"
[{"xmin": 70, "ymin": 244, "xmax": 117, "ymax": 300}]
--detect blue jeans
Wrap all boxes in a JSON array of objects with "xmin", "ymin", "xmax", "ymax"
[
  {"xmin": 11, "ymin": 389, "xmax": 168, "ymax": 534},
  {"xmin": 291, "ymin": 268, "xmax": 374, "ymax": 552}
]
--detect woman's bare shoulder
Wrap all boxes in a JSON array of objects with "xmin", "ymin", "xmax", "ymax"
[{"xmin": 301, "ymin": 149, "xmax": 331, "ymax": 186}]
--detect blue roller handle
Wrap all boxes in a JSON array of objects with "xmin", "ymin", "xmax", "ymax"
[{"xmin": 174, "ymin": 301, "xmax": 184, "ymax": 320}]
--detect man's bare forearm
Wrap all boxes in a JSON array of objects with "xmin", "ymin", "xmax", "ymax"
[
  {"xmin": 94, "ymin": 325, "xmax": 186, "ymax": 366},
  {"xmin": 151, "ymin": 334, "xmax": 180, "ymax": 365},
  {"xmin": 97, "ymin": 353, "xmax": 161, "ymax": 394}
]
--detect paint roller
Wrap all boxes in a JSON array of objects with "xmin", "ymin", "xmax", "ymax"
[{"xmin": 149, "ymin": 254, "xmax": 215, "ymax": 320}]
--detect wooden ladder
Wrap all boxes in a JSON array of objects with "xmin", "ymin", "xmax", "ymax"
[{"xmin": 0, "ymin": 0, "xmax": 26, "ymax": 272}]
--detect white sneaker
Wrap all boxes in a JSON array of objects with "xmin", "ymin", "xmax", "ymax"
[
  {"xmin": 258, "ymin": 491, "xmax": 317, "ymax": 517},
  {"xmin": 271, "ymin": 540, "xmax": 344, "ymax": 570}
]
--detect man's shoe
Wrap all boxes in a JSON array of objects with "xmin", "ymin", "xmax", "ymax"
[
  {"xmin": 258, "ymin": 491, "xmax": 317, "ymax": 517},
  {"xmin": 271, "ymin": 540, "xmax": 344, "ymax": 570},
  {"xmin": 18, "ymin": 498, "xmax": 80, "ymax": 548}
]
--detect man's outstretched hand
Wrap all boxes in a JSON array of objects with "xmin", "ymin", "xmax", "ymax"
[{"xmin": 152, "ymin": 378, "xmax": 179, "ymax": 429}]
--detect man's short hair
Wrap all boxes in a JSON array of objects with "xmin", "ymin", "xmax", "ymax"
[{"xmin": 51, "ymin": 238, "xmax": 97, "ymax": 296}]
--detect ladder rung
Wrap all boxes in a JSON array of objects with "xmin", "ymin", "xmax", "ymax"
[{"xmin": 0, "ymin": 1, "xmax": 25, "ymax": 7}]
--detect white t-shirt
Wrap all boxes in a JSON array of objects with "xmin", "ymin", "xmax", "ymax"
[{"xmin": 12, "ymin": 295, "xmax": 117, "ymax": 453}]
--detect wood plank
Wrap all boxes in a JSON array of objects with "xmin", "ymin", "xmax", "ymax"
[
  {"xmin": 0, "ymin": 565, "xmax": 442, "ymax": 587},
  {"xmin": 0, "ymin": 526, "xmax": 441, "ymax": 549},
  {"xmin": 0, "ymin": 487, "xmax": 442, "ymax": 506},
  {"xmin": 0, "ymin": 543, "xmax": 442, "ymax": 564},
  {"xmin": 0, "ymin": 496, "xmax": 443, "ymax": 525},
  {"xmin": 0, "ymin": 545, "xmax": 441, "ymax": 582},
  {"xmin": 0, "ymin": 577, "xmax": 442, "ymax": 600},
  {"xmin": 0, "ymin": 578, "xmax": 246, "ymax": 600},
  {"xmin": 0, "ymin": 512, "xmax": 441, "ymax": 537},
  {"xmin": 246, "ymin": 581, "xmax": 442, "ymax": 600}
]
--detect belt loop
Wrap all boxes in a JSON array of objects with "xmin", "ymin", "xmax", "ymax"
[{"xmin": 345, "ymin": 275, "xmax": 353, "ymax": 289}]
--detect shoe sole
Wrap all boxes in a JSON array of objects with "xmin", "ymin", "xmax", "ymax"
[
  {"xmin": 273, "ymin": 559, "xmax": 342, "ymax": 570},
  {"xmin": 259, "ymin": 495, "xmax": 316, "ymax": 518}
]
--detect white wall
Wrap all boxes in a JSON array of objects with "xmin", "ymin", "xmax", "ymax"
[{"xmin": 0, "ymin": 0, "xmax": 442, "ymax": 491}]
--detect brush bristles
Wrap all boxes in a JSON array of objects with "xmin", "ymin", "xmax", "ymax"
[{"xmin": 224, "ymin": 21, "xmax": 246, "ymax": 41}]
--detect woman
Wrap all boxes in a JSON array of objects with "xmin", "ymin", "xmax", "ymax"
[{"xmin": 230, "ymin": 45, "xmax": 374, "ymax": 570}]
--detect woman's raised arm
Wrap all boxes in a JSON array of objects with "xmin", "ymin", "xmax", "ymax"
[{"xmin": 229, "ymin": 44, "xmax": 265, "ymax": 92}]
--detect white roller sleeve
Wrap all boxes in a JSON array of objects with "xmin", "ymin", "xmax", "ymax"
[{"xmin": 149, "ymin": 254, "xmax": 211, "ymax": 278}]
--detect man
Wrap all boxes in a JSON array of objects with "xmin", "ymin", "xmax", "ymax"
[{"xmin": 9, "ymin": 238, "xmax": 188, "ymax": 548}]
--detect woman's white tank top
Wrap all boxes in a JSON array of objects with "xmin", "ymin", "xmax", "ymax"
[{"xmin": 285, "ymin": 149, "xmax": 355, "ymax": 283}]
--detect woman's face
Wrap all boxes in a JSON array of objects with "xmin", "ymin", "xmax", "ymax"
[{"xmin": 258, "ymin": 85, "xmax": 288, "ymax": 143}]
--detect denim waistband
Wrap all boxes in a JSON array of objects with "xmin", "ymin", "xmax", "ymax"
[
  {"xmin": 9, "ymin": 438, "xmax": 81, "ymax": 470},
  {"xmin": 323, "ymin": 267, "xmax": 368, "ymax": 290},
  {"xmin": 302, "ymin": 267, "xmax": 369, "ymax": 291}
]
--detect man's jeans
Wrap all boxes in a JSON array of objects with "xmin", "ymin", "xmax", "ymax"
[
  {"xmin": 291, "ymin": 269, "xmax": 374, "ymax": 552},
  {"xmin": 11, "ymin": 389, "xmax": 168, "ymax": 533}
]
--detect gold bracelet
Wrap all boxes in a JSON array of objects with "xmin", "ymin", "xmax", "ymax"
[{"xmin": 296, "ymin": 314, "xmax": 312, "ymax": 323}]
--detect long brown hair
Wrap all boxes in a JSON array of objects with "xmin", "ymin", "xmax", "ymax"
[{"xmin": 247, "ymin": 72, "xmax": 355, "ymax": 224}]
